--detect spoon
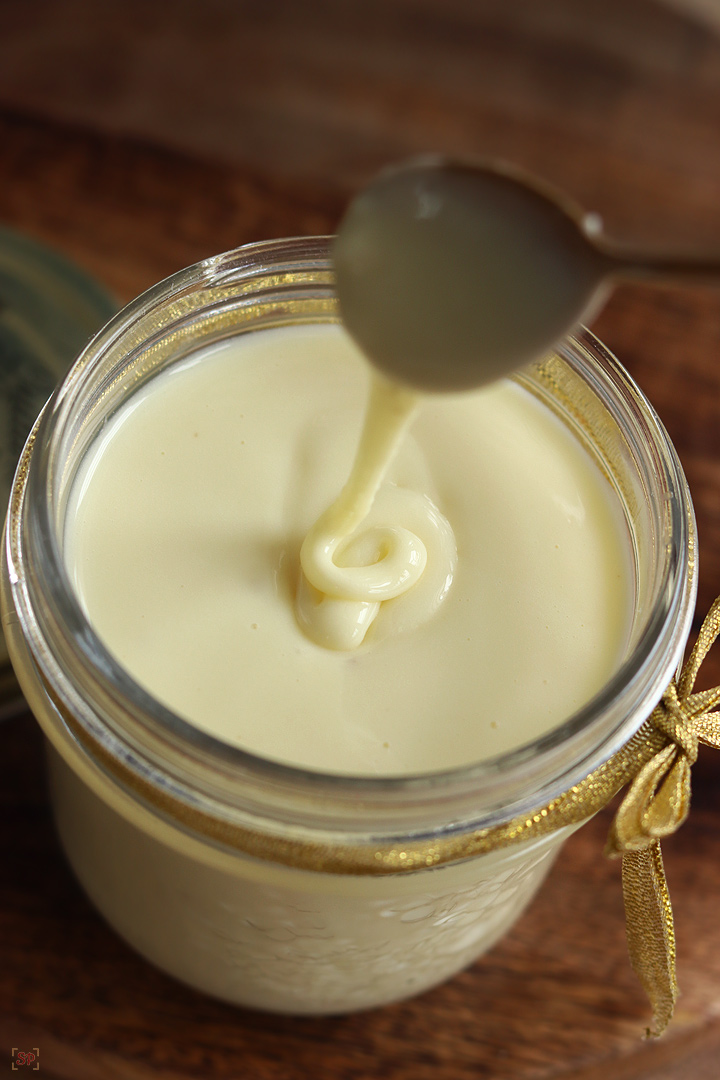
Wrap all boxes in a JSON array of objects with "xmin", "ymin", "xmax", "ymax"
[{"xmin": 333, "ymin": 157, "xmax": 720, "ymax": 392}]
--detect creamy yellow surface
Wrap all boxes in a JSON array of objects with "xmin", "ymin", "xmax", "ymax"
[{"xmin": 64, "ymin": 323, "xmax": 632, "ymax": 775}]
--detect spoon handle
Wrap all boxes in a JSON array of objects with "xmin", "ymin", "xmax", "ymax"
[{"xmin": 604, "ymin": 246, "xmax": 720, "ymax": 286}]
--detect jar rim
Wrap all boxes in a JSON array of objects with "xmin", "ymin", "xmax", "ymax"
[{"xmin": 3, "ymin": 236, "xmax": 697, "ymax": 843}]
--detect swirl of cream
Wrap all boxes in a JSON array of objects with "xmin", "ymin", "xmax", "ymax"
[
  {"xmin": 301, "ymin": 511, "xmax": 427, "ymax": 601},
  {"xmin": 297, "ymin": 375, "xmax": 456, "ymax": 650}
]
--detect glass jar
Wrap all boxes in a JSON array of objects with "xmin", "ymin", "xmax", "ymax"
[{"xmin": 1, "ymin": 237, "xmax": 696, "ymax": 1015}]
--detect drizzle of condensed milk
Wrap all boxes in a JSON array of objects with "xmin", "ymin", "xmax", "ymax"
[{"xmin": 297, "ymin": 375, "xmax": 457, "ymax": 649}]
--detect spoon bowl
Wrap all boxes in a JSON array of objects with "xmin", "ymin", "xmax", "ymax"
[{"xmin": 334, "ymin": 158, "xmax": 720, "ymax": 392}]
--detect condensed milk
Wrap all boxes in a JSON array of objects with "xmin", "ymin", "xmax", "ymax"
[{"xmin": 64, "ymin": 322, "xmax": 632, "ymax": 776}]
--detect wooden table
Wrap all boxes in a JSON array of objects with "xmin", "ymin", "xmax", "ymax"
[{"xmin": 2, "ymin": 3, "xmax": 720, "ymax": 1077}]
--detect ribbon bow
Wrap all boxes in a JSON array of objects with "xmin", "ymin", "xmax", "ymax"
[{"xmin": 605, "ymin": 596, "xmax": 720, "ymax": 1036}]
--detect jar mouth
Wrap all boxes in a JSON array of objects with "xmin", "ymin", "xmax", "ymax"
[{"xmin": 4, "ymin": 236, "xmax": 697, "ymax": 839}]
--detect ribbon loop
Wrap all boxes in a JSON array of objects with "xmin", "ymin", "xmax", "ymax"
[
  {"xmin": 677, "ymin": 595, "xmax": 720, "ymax": 701},
  {"xmin": 607, "ymin": 685, "xmax": 698, "ymax": 859}
]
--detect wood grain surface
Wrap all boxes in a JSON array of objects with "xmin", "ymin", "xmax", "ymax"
[{"xmin": 2, "ymin": 2, "xmax": 720, "ymax": 1077}]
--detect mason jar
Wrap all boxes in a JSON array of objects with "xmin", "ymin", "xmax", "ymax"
[{"xmin": 0, "ymin": 237, "xmax": 696, "ymax": 1015}]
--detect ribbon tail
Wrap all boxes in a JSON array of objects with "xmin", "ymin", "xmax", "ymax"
[{"xmin": 621, "ymin": 841, "xmax": 677, "ymax": 1037}]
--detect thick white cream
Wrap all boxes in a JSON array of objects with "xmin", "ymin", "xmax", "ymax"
[{"xmin": 64, "ymin": 323, "xmax": 632, "ymax": 776}]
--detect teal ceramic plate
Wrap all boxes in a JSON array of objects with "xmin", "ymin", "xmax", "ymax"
[{"xmin": 0, "ymin": 226, "xmax": 117, "ymax": 716}]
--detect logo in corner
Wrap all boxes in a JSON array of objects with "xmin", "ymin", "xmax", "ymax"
[{"xmin": 11, "ymin": 1048, "xmax": 40, "ymax": 1070}]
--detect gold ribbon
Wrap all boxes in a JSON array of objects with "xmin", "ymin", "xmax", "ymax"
[
  {"xmin": 605, "ymin": 596, "xmax": 720, "ymax": 1036},
  {"xmin": 45, "ymin": 599, "xmax": 720, "ymax": 1037}
]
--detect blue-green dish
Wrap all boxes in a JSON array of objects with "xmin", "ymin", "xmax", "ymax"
[{"xmin": 0, "ymin": 226, "xmax": 117, "ymax": 714}]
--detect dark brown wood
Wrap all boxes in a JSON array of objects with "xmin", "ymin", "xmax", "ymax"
[
  {"xmin": 2, "ymin": 2, "xmax": 720, "ymax": 1075},
  {"xmin": 5, "ymin": 0, "xmax": 720, "ymax": 249}
]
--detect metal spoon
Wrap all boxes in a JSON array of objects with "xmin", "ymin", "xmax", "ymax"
[{"xmin": 333, "ymin": 157, "xmax": 720, "ymax": 392}]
